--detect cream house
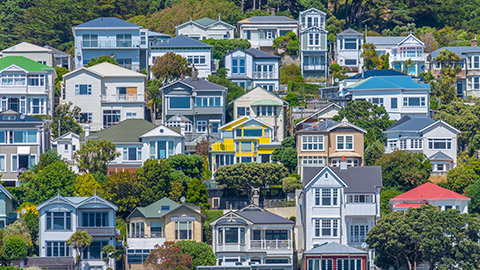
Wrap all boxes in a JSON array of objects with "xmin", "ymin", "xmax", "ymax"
[{"xmin": 2, "ymin": 42, "xmax": 55, "ymax": 67}]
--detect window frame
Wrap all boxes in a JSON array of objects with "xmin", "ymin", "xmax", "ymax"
[{"xmin": 336, "ymin": 135, "xmax": 354, "ymax": 150}]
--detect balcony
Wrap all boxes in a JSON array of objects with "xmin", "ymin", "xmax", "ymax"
[
  {"xmin": 216, "ymin": 243, "xmax": 248, "ymax": 252},
  {"xmin": 127, "ymin": 234, "xmax": 166, "ymax": 250},
  {"xmin": 81, "ymin": 40, "xmax": 140, "ymax": 49},
  {"xmin": 253, "ymin": 72, "xmax": 277, "ymax": 79},
  {"xmin": 303, "ymin": 64, "xmax": 326, "ymax": 71},
  {"xmin": 101, "ymin": 94, "xmax": 144, "ymax": 103},
  {"xmin": 77, "ymin": 227, "xmax": 116, "ymax": 237},
  {"xmin": 391, "ymin": 55, "xmax": 424, "ymax": 62},
  {"xmin": 250, "ymin": 240, "xmax": 292, "ymax": 250},
  {"xmin": 345, "ymin": 203, "xmax": 378, "ymax": 216}
]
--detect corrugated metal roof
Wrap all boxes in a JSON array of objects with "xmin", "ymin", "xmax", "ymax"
[
  {"xmin": 304, "ymin": 242, "xmax": 367, "ymax": 255},
  {"xmin": 152, "ymin": 35, "xmax": 212, "ymax": 48},
  {"xmin": 246, "ymin": 48, "xmax": 280, "ymax": 59},
  {"xmin": 392, "ymin": 182, "xmax": 469, "ymax": 200},
  {"xmin": 347, "ymin": 76, "xmax": 430, "ymax": 90},
  {"xmin": 75, "ymin": 17, "xmax": 140, "ymax": 28},
  {"xmin": 386, "ymin": 116, "xmax": 435, "ymax": 132},
  {"xmin": 337, "ymin": 28, "xmax": 362, "ymax": 36},
  {"xmin": 348, "ymin": 69, "xmax": 407, "ymax": 79},
  {"xmin": 182, "ymin": 77, "xmax": 227, "ymax": 91},
  {"xmin": 195, "ymin": 17, "xmax": 217, "ymax": 27},
  {"xmin": 0, "ymin": 56, "xmax": 52, "ymax": 71},
  {"xmin": 235, "ymin": 205, "xmax": 294, "ymax": 225},
  {"xmin": 366, "ymin": 36, "xmax": 406, "ymax": 45},
  {"xmin": 87, "ymin": 119, "xmax": 157, "ymax": 142},
  {"xmin": 239, "ymin": 16, "xmax": 297, "ymax": 24},
  {"xmin": 251, "ymin": 99, "xmax": 283, "ymax": 106},
  {"xmin": 429, "ymin": 46, "xmax": 480, "ymax": 59}
]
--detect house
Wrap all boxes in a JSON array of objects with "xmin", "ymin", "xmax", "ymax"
[
  {"xmin": 335, "ymin": 28, "xmax": 363, "ymax": 75},
  {"xmin": 210, "ymin": 116, "xmax": 281, "ymax": 174},
  {"xmin": 299, "ymin": 8, "xmax": 328, "ymax": 78},
  {"xmin": 125, "ymin": 197, "xmax": 204, "ymax": 269},
  {"xmin": 385, "ymin": 116, "xmax": 460, "ymax": 175},
  {"xmin": 301, "ymin": 165, "xmax": 382, "ymax": 251},
  {"xmin": 1, "ymin": 42, "xmax": 55, "ymax": 67},
  {"xmin": 160, "ymin": 74, "xmax": 227, "ymax": 143},
  {"xmin": 296, "ymin": 118, "xmax": 366, "ymax": 176},
  {"xmin": 0, "ymin": 110, "xmax": 49, "ymax": 187},
  {"xmin": 294, "ymin": 102, "xmax": 342, "ymax": 131},
  {"xmin": 339, "ymin": 69, "xmax": 408, "ymax": 92},
  {"xmin": 52, "ymin": 132, "xmax": 81, "ymax": 170},
  {"xmin": 0, "ymin": 56, "xmax": 55, "ymax": 116},
  {"xmin": 302, "ymin": 242, "xmax": 368, "ymax": 270},
  {"xmin": 198, "ymin": 204, "xmax": 295, "ymax": 270},
  {"xmin": 390, "ymin": 182, "xmax": 470, "ymax": 213},
  {"xmin": 150, "ymin": 35, "xmax": 214, "ymax": 78},
  {"xmin": 45, "ymin": 45, "xmax": 72, "ymax": 70},
  {"xmin": 224, "ymin": 48, "xmax": 280, "ymax": 91},
  {"xmin": 231, "ymin": 86, "xmax": 287, "ymax": 141},
  {"xmin": 238, "ymin": 16, "xmax": 298, "ymax": 49},
  {"xmin": 343, "ymin": 75, "xmax": 430, "ymax": 120},
  {"xmin": 73, "ymin": 17, "xmax": 151, "ymax": 71},
  {"xmin": 86, "ymin": 119, "xmax": 183, "ymax": 175},
  {"xmin": 62, "ymin": 62, "xmax": 147, "ymax": 132},
  {"xmin": 147, "ymin": 30, "xmax": 172, "ymax": 47},
  {"xmin": 366, "ymin": 34, "xmax": 426, "ymax": 76},
  {"xmin": 427, "ymin": 40, "xmax": 480, "ymax": 98},
  {"xmin": 35, "ymin": 194, "xmax": 118, "ymax": 270},
  {"xmin": 0, "ymin": 184, "xmax": 18, "ymax": 228},
  {"xmin": 175, "ymin": 16, "xmax": 235, "ymax": 40}
]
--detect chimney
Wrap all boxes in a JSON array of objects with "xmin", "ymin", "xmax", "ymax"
[
  {"xmin": 472, "ymin": 34, "xmax": 478, "ymax": 47},
  {"xmin": 84, "ymin": 124, "xmax": 90, "ymax": 137},
  {"xmin": 192, "ymin": 67, "xmax": 198, "ymax": 81},
  {"xmin": 252, "ymin": 187, "xmax": 260, "ymax": 206},
  {"xmin": 180, "ymin": 121, "xmax": 186, "ymax": 136},
  {"xmin": 340, "ymin": 156, "xmax": 348, "ymax": 171}
]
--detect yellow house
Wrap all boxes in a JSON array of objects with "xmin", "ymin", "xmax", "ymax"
[{"xmin": 211, "ymin": 116, "xmax": 281, "ymax": 173}]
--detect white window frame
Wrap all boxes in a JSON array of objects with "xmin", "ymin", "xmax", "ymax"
[
  {"xmin": 74, "ymin": 84, "xmax": 92, "ymax": 95},
  {"xmin": 428, "ymin": 138, "xmax": 452, "ymax": 150},
  {"xmin": 314, "ymin": 219, "xmax": 339, "ymax": 237},
  {"xmin": 301, "ymin": 135, "xmax": 324, "ymax": 151},
  {"xmin": 0, "ymin": 155, "xmax": 5, "ymax": 172},
  {"xmin": 196, "ymin": 120, "xmax": 208, "ymax": 133},
  {"xmin": 403, "ymin": 97, "xmax": 426, "ymax": 107},
  {"xmin": 336, "ymin": 135, "xmax": 354, "ymax": 150}
]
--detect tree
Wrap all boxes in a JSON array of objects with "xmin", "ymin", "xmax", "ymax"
[
  {"xmin": 144, "ymin": 241, "xmax": 193, "ymax": 270},
  {"xmin": 50, "ymin": 102, "xmax": 83, "ymax": 138},
  {"xmin": 2, "ymin": 236, "xmax": 28, "ymax": 263},
  {"xmin": 145, "ymin": 79, "xmax": 163, "ymax": 120},
  {"xmin": 186, "ymin": 178, "xmax": 210, "ymax": 210},
  {"xmin": 202, "ymin": 39, "xmax": 251, "ymax": 60},
  {"xmin": 330, "ymin": 64, "xmax": 348, "ymax": 85},
  {"xmin": 378, "ymin": 54, "xmax": 390, "ymax": 70},
  {"xmin": 402, "ymin": 59, "xmax": 415, "ymax": 74},
  {"xmin": 3, "ymin": 218, "xmax": 33, "ymax": 253},
  {"xmin": 103, "ymin": 171, "xmax": 140, "ymax": 219},
  {"xmin": 273, "ymin": 32, "xmax": 299, "ymax": 55},
  {"xmin": 151, "ymin": 52, "xmax": 191, "ymax": 83},
  {"xmin": 271, "ymin": 136, "xmax": 297, "ymax": 174},
  {"xmin": 136, "ymin": 159, "xmax": 175, "ymax": 206},
  {"xmin": 364, "ymin": 140, "xmax": 385, "ymax": 166},
  {"xmin": 175, "ymin": 241, "xmax": 216, "ymax": 270},
  {"xmin": 281, "ymin": 177, "xmax": 301, "ymax": 193},
  {"xmin": 207, "ymin": 69, "xmax": 244, "ymax": 105},
  {"xmin": 67, "ymin": 230, "xmax": 93, "ymax": 270},
  {"xmin": 74, "ymin": 173, "xmax": 104, "ymax": 197},
  {"xmin": 379, "ymin": 188, "xmax": 403, "ymax": 216},
  {"xmin": 431, "ymin": 49, "xmax": 462, "ymax": 104},
  {"xmin": 195, "ymin": 140, "xmax": 210, "ymax": 157},
  {"xmin": 374, "ymin": 150, "xmax": 431, "ymax": 191},
  {"xmin": 279, "ymin": 64, "xmax": 303, "ymax": 84},
  {"xmin": 465, "ymin": 179, "xmax": 480, "ymax": 214},
  {"xmin": 446, "ymin": 165, "xmax": 477, "ymax": 194},
  {"xmin": 74, "ymin": 139, "xmax": 119, "ymax": 174},
  {"xmin": 285, "ymin": 92, "xmax": 299, "ymax": 107},
  {"xmin": 102, "ymin": 245, "xmax": 121, "ymax": 269},
  {"xmin": 169, "ymin": 178, "xmax": 185, "ymax": 203},
  {"xmin": 360, "ymin": 43, "xmax": 378, "ymax": 70},
  {"xmin": 86, "ymin": 55, "xmax": 119, "ymax": 67},
  {"xmin": 167, "ymin": 154, "xmax": 205, "ymax": 179}
]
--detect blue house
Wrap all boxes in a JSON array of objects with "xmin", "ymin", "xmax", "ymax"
[
  {"xmin": 0, "ymin": 184, "xmax": 19, "ymax": 228},
  {"xmin": 73, "ymin": 17, "xmax": 170, "ymax": 72}
]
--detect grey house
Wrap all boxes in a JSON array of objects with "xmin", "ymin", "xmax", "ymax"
[{"xmin": 160, "ymin": 74, "xmax": 227, "ymax": 144}]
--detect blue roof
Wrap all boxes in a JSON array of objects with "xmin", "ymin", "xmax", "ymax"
[
  {"xmin": 348, "ymin": 69, "xmax": 407, "ymax": 79},
  {"xmin": 386, "ymin": 115, "xmax": 435, "ymax": 132},
  {"xmin": 75, "ymin": 17, "xmax": 140, "ymax": 28},
  {"xmin": 430, "ymin": 46, "xmax": 480, "ymax": 59},
  {"xmin": 0, "ymin": 110, "xmax": 43, "ymax": 123},
  {"xmin": 152, "ymin": 35, "xmax": 212, "ymax": 48},
  {"xmin": 347, "ymin": 76, "xmax": 430, "ymax": 91}
]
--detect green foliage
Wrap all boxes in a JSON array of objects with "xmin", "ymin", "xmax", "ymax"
[
  {"xmin": 465, "ymin": 179, "xmax": 480, "ymax": 214},
  {"xmin": 279, "ymin": 64, "xmax": 303, "ymax": 85},
  {"xmin": 273, "ymin": 32, "xmax": 299, "ymax": 55},
  {"xmin": 50, "ymin": 102, "xmax": 83, "ymax": 138},
  {"xmin": 151, "ymin": 52, "xmax": 191, "ymax": 83},
  {"xmin": 23, "ymin": 211, "xmax": 39, "ymax": 252},
  {"xmin": 175, "ymin": 241, "xmax": 216, "ymax": 270},
  {"xmin": 281, "ymin": 177, "xmax": 301, "ymax": 193},
  {"xmin": 3, "ymin": 219, "xmax": 33, "ymax": 250},
  {"xmin": 85, "ymin": 56, "xmax": 119, "ymax": 67},
  {"xmin": 203, "ymin": 210, "xmax": 223, "ymax": 244},
  {"xmin": 446, "ymin": 166, "xmax": 477, "ymax": 194},
  {"xmin": 144, "ymin": 241, "xmax": 193, "ymax": 270},
  {"xmin": 364, "ymin": 140, "xmax": 385, "ymax": 166},
  {"xmin": 54, "ymin": 66, "xmax": 69, "ymax": 96},
  {"xmin": 74, "ymin": 139, "xmax": 120, "ymax": 174},
  {"xmin": 186, "ymin": 178, "xmax": 210, "ymax": 210},
  {"xmin": 103, "ymin": 171, "xmax": 140, "ymax": 219},
  {"xmin": 361, "ymin": 43, "xmax": 379, "ymax": 70},
  {"xmin": 379, "ymin": 188, "xmax": 402, "ymax": 216},
  {"xmin": 74, "ymin": 173, "xmax": 103, "ymax": 197},
  {"xmin": 167, "ymin": 154, "xmax": 204, "ymax": 179},
  {"xmin": 202, "ymin": 39, "xmax": 250, "ymax": 60},
  {"xmin": 272, "ymin": 137, "xmax": 297, "ymax": 174},
  {"xmin": 3, "ymin": 236, "xmax": 28, "ymax": 262},
  {"xmin": 330, "ymin": 64, "xmax": 348, "ymax": 85},
  {"xmin": 31, "ymin": 150, "xmax": 62, "ymax": 173},
  {"xmin": 285, "ymin": 92, "xmax": 299, "ymax": 107},
  {"xmin": 375, "ymin": 150, "xmax": 431, "ymax": 191},
  {"xmin": 136, "ymin": 159, "xmax": 175, "ymax": 206},
  {"xmin": 67, "ymin": 230, "xmax": 93, "ymax": 270},
  {"xmin": 145, "ymin": 79, "xmax": 163, "ymax": 117},
  {"xmin": 207, "ymin": 69, "xmax": 244, "ymax": 104}
]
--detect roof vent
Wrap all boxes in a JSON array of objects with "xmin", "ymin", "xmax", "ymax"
[{"xmin": 159, "ymin": 128, "xmax": 164, "ymax": 133}]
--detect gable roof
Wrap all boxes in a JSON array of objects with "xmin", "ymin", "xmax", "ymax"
[
  {"xmin": 0, "ymin": 184, "xmax": 16, "ymax": 202},
  {"xmin": 127, "ymin": 197, "xmax": 202, "ymax": 219},
  {"xmin": 37, "ymin": 194, "xmax": 118, "ymax": 210},
  {"xmin": 234, "ymin": 205, "xmax": 294, "ymax": 225},
  {"xmin": 140, "ymin": 125, "xmax": 183, "ymax": 138},
  {"xmin": 44, "ymin": 45, "xmax": 70, "ymax": 56},
  {"xmin": 366, "ymin": 36, "xmax": 408, "ymax": 46},
  {"xmin": 2, "ymin": 42, "xmax": 52, "ymax": 53},
  {"xmin": 239, "ymin": 16, "xmax": 298, "ymax": 24},
  {"xmin": 230, "ymin": 116, "xmax": 273, "ymax": 130},
  {"xmin": 347, "ymin": 69, "xmax": 407, "ymax": 80},
  {"xmin": 0, "ymin": 110, "xmax": 44, "ymax": 123},
  {"xmin": 419, "ymin": 119, "xmax": 461, "ymax": 134},
  {"xmin": 429, "ymin": 46, "xmax": 480, "ymax": 60},
  {"xmin": 64, "ymin": 62, "xmax": 146, "ymax": 78},
  {"xmin": 300, "ymin": 8, "xmax": 327, "ymax": 16},
  {"xmin": 87, "ymin": 119, "xmax": 157, "ymax": 143},
  {"xmin": 180, "ymin": 77, "xmax": 227, "ymax": 91},
  {"xmin": 0, "ymin": 56, "xmax": 53, "ymax": 72},
  {"xmin": 305, "ymin": 242, "xmax": 367, "ymax": 255},
  {"xmin": 392, "ymin": 182, "xmax": 469, "ymax": 200},
  {"xmin": 246, "ymin": 48, "xmax": 280, "ymax": 59},
  {"xmin": 74, "ymin": 17, "xmax": 140, "ymax": 28},
  {"xmin": 297, "ymin": 119, "xmax": 338, "ymax": 133},
  {"xmin": 386, "ymin": 115, "xmax": 434, "ymax": 133},
  {"xmin": 53, "ymin": 131, "xmax": 80, "ymax": 142},
  {"xmin": 231, "ymin": 86, "xmax": 285, "ymax": 105},
  {"xmin": 295, "ymin": 103, "xmax": 342, "ymax": 127},
  {"xmin": 346, "ymin": 76, "xmax": 430, "ymax": 91},
  {"xmin": 337, "ymin": 28, "xmax": 362, "ymax": 36},
  {"xmin": 195, "ymin": 17, "xmax": 217, "ymax": 27},
  {"xmin": 152, "ymin": 35, "xmax": 212, "ymax": 48},
  {"xmin": 429, "ymin": 151, "xmax": 453, "ymax": 161}
]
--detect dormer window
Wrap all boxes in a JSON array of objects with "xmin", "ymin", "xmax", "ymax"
[{"xmin": 161, "ymin": 205, "xmax": 170, "ymax": 211}]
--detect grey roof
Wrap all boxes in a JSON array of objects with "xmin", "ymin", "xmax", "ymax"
[
  {"xmin": 44, "ymin": 45, "xmax": 69, "ymax": 56},
  {"xmin": 429, "ymin": 46, "xmax": 480, "ymax": 59},
  {"xmin": 429, "ymin": 152, "xmax": 453, "ymax": 161},
  {"xmin": 246, "ymin": 48, "xmax": 280, "ymax": 59},
  {"xmin": 75, "ymin": 17, "xmax": 140, "ymax": 28},
  {"xmin": 182, "ymin": 77, "xmax": 227, "ymax": 91},
  {"xmin": 366, "ymin": 36, "xmax": 406, "ymax": 45},
  {"xmin": 195, "ymin": 17, "xmax": 217, "ymax": 27},
  {"xmin": 240, "ymin": 16, "xmax": 297, "ymax": 24},
  {"xmin": 148, "ymin": 30, "xmax": 171, "ymax": 38},
  {"xmin": 0, "ymin": 110, "xmax": 43, "ymax": 123},
  {"xmin": 87, "ymin": 119, "xmax": 157, "ymax": 143},
  {"xmin": 305, "ymin": 242, "xmax": 367, "ymax": 255},
  {"xmin": 386, "ymin": 115, "xmax": 435, "ymax": 132},
  {"xmin": 303, "ymin": 166, "xmax": 382, "ymax": 193},
  {"xmin": 337, "ymin": 28, "xmax": 362, "ymax": 36},
  {"xmin": 297, "ymin": 119, "xmax": 338, "ymax": 132},
  {"xmin": 152, "ymin": 35, "xmax": 212, "ymax": 48},
  {"xmin": 235, "ymin": 205, "xmax": 294, "ymax": 225}
]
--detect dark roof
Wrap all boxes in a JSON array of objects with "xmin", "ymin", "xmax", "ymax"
[
  {"xmin": 429, "ymin": 152, "xmax": 454, "ymax": 161},
  {"xmin": 44, "ymin": 45, "xmax": 69, "ymax": 56},
  {"xmin": 297, "ymin": 119, "xmax": 338, "ymax": 132},
  {"xmin": 348, "ymin": 69, "xmax": 407, "ymax": 80},
  {"xmin": 235, "ymin": 205, "xmax": 294, "ymax": 225},
  {"xmin": 303, "ymin": 166, "xmax": 382, "ymax": 193},
  {"xmin": 246, "ymin": 48, "xmax": 280, "ymax": 59},
  {"xmin": 75, "ymin": 17, "xmax": 140, "ymax": 28},
  {"xmin": 87, "ymin": 119, "xmax": 157, "ymax": 142},
  {"xmin": 304, "ymin": 242, "xmax": 367, "ymax": 255},
  {"xmin": 386, "ymin": 115, "xmax": 435, "ymax": 132},
  {"xmin": 0, "ymin": 110, "xmax": 43, "ymax": 123},
  {"xmin": 337, "ymin": 28, "xmax": 362, "ymax": 36},
  {"xmin": 366, "ymin": 36, "xmax": 406, "ymax": 45},
  {"xmin": 152, "ymin": 35, "xmax": 212, "ymax": 48},
  {"xmin": 182, "ymin": 77, "xmax": 227, "ymax": 91},
  {"xmin": 239, "ymin": 16, "xmax": 297, "ymax": 24},
  {"xmin": 429, "ymin": 46, "xmax": 480, "ymax": 59}
]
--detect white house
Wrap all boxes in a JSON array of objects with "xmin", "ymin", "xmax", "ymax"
[
  {"xmin": 366, "ymin": 34, "xmax": 426, "ymax": 76},
  {"xmin": 52, "ymin": 132, "xmax": 80, "ymax": 171},
  {"xmin": 238, "ymin": 16, "xmax": 298, "ymax": 49},
  {"xmin": 385, "ymin": 116, "xmax": 460, "ymax": 175},
  {"xmin": 175, "ymin": 16, "xmax": 235, "ymax": 40},
  {"xmin": 1, "ymin": 42, "xmax": 55, "ymax": 67},
  {"xmin": 301, "ymin": 165, "xmax": 382, "ymax": 251},
  {"xmin": 335, "ymin": 28, "xmax": 363, "ymax": 76},
  {"xmin": 35, "ymin": 194, "xmax": 118, "ymax": 270},
  {"xmin": 343, "ymin": 75, "xmax": 430, "ymax": 120},
  {"xmin": 198, "ymin": 204, "xmax": 295, "ymax": 270},
  {"xmin": 299, "ymin": 8, "xmax": 328, "ymax": 78},
  {"xmin": 62, "ymin": 62, "xmax": 147, "ymax": 132},
  {"xmin": 224, "ymin": 48, "xmax": 280, "ymax": 91}
]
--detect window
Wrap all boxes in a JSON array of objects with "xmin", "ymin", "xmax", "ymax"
[
  {"xmin": 46, "ymin": 242, "xmax": 70, "ymax": 257},
  {"xmin": 322, "ymin": 189, "xmax": 331, "ymax": 205},
  {"xmin": 127, "ymin": 249, "xmax": 152, "ymax": 264},
  {"xmin": 123, "ymin": 147, "xmax": 142, "ymax": 161},
  {"xmin": 350, "ymin": 225, "xmax": 369, "ymax": 243},
  {"xmin": 474, "ymin": 77, "xmax": 480, "ymax": 89},
  {"xmin": 117, "ymin": 58, "xmax": 132, "ymax": 69},
  {"xmin": 46, "ymin": 212, "xmax": 71, "ymax": 230},
  {"xmin": 11, "ymin": 155, "xmax": 17, "ymax": 172},
  {"xmin": 308, "ymin": 33, "xmax": 320, "ymax": 46},
  {"xmin": 337, "ymin": 259, "xmax": 362, "ymax": 270},
  {"xmin": 28, "ymin": 74, "xmax": 45, "ymax": 86},
  {"xmin": 130, "ymin": 222, "xmax": 145, "ymax": 237},
  {"xmin": 1, "ymin": 74, "xmax": 26, "ymax": 86},
  {"xmin": 103, "ymin": 110, "xmax": 121, "ymax": 128},
  {"xmin": 428, "ymin": 139, "xmax": 452, "ymax": 150},
  {"xmin": 196, "ymin": 120, "xmax": 207, "ymax": 133},
  {"xmin": 187, "ymin": 56, "xmax": 206, "ymax": 65},
  {"xmin": 301, "ymin": 156, "xmax": 325, "ymax": 166},
  {"xmin": 400, "ymin": 139, "xmax": 407, "ymax": 149},
  {"xmin": 237, "ymin": 107, "xmax": 250, "ymax": 117},
  {"xmin": 308, "ymin": 259, "xmax": 333, "ymax": 270},
  {"xmin": 347, "ymin": 195, "xmax": 373, "ymax": 203},
  {"xmin": 223, "ymin": 227, "xmax": 239, "ymax": 243},
  {"xmin": 169, "ymin": 97, "xmax": 191, "ymax": 109},
  {"xmin": 403, "ymin": 97, "xmax": 426, "ymax": 107},
  {"xmin": 195, "ymin": 96, "xmax": 221, "ymax": 107},
  {"xmin": 12, "ymin": 131, "xmax": 37, "ymax": 143},
  {"xmin": 368, "ymin": 97, "xmax": 384, "ymax": 106},
  {"xmin": 265, "ymin": 230, "xmax": 288, "ymax": 240},
  {"xmin": 315, "ymin": 219, "xmax": 338, "ymax": 237},
  {"xmin": 261, "ymin": 30, "xmax": 276, "ymax": 40},
  {"xmin": 344, "ymin": 38, "xmax": 357, "ymax": 49},
  {"xmin": 0, "ymin": 155, "xmax": 5, "ymax": 172},
  {"xmin": 241, "ymin": 141, "xmax": 252, "ymax": 152},
  {"xmin": 243, "ymin": 129, "xmax": 262, "ymax": 137},
  {"xmin": 81, "ymin": 212, "xmax": 108, "ymax": 227},
  {"xmin": 116, "ymin": 34, "xmax": 132, "ymax": 47},
  {"xmin": 82, "ymin": 34, "xmax": 98, "ymax": 47},
  {"xmin": 83, "ymin": 241, "xmax": 108, "ymax": 260},
  {"xmin": 175, "ymin": 221, "xmax": 193, "ymax": 240},
  {"xmin": 302, "ymin": 135, "xmax": 324, "ymax": 151},
  {"xmin": 314, "ymin": 188, "xmax": 338, "ymax": 206},
  {"xmin": 391, "ymin": 98, "xmax": 398, "ymax": 109},
  {"xmin": 75, "ymin": 84, "xmax": 92, "ymax": 95},
  {"xmin": 410, "ymin": 139, "xmax": 423, "ymax": 149},
  {"xmin": 337, "ymin": 135, "xmax": 353, "ymax": 150},
  {"xmin": 256, "ymin": 105, "xmax": 277, "ymax": 116},
  {"xmin": 435, "ymin": 163, "xmax": 445, "ymax": 172},
  {"xmin": 77, "ymin": 113, "xmax": 92, "ymax": 124},
  {"xmin": 473, "ymin": 56, "xmax": 480, "ymax": 69},
  {"xmin": 31, "ymin": 98, "xmax": 41, "ymax": 114},
  {"xmin": 215, "ymin": 154, "xmax": 234, "ymax": 168},
  {"xmin": 232, "ymin": 58, "xmax": 246, "ymax": 74},
  {"xmin": 345, "ymin": 59, "xmax": 357, "ymax": 65},
  {"xmin": 126, "ymin": 112, "xmax": 137, "ymax": 119}
]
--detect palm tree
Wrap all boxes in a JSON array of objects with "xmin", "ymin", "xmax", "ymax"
[{"xmin": 67, "ymin": 230, "xmax": 93, "ymax": 270}]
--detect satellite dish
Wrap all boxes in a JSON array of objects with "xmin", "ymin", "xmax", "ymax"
[
  {"xmin": 21, "ymin": 208, "xmax": 27, "ymax": 215},
  {"xmin": 361, "ymin": 242, "xmax": 368, "ymax": 249},
  {"xmin": 180, "ymin": 196, "xmax": 186, "ymax": 203},
  {"xmin": 335, "ymin": 78, "xmax": 339, "ymax": 83}
]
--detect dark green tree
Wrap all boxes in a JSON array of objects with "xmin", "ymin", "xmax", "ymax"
[
  {"xmin": 360, "ymin": 43, "xmax": 379, "ymax": 70},
  {"xmin": 273, "ymin": 32, "xmax": 299, "ymax": 55},
  {"xmin": 102, "ymin": 171, "xmax": 140, "ymax": 219},
  {"xmin": 285, "ymin": 92, "xmax": 299, "ymax": 107},
  {"xmin": 465, "ymin": 179, "xmax": 480, "ymax": 214},
  {"xmin": 136, "ymin": 159, "xmax": 175, "ymax": 206},
  {"xmin": 167, "ymin": 154, "xmax": 205, "ymax": 180},
  {"xmin": 175, "ymin": 241, "xmax": 216, "ymax": 270},
  {"xmin": 2, "ymin": 236, "xmax": 28, "ymax": 263},
  {"xmin": 280, "ymin": 64, "xmax": 303, "ymax": 84},
  {"xmin": 364, "ymin": 140, "xmax": 385, "ymax": 166},
  {"xmin": 446, "ymin": 165, "xmax": 477, "ymax": 194},
  {"xmin": 74, "ymin": 139, "xmax": 120, "ymax": 174},
  {"xmin": 186, "ymin": 178, "xmax": 210, "ymax": 210},
  {"xmin": 281, "ymin": 177, "xmax": 301, "ymax": 193},
  {"xmin": 151, "ymin": 52, "xmax": 191, "ymax": 83},
  {"xmin": 50, "ymin": 102, "xmax": 83, "ymax": 138},
  {"xmin": 272, "ymin": 136, "xmax": 298, "ymax": 174},
  {"xmin": 202, "ymin": 38, "xmax": 251, "ymax": 60},
  {"xmin": 86, "ymin": 56, "xmax": 119, "ymax": 67}
]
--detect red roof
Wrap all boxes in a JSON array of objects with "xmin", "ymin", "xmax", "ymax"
[
  {"xmin": 392, "ymin": 182, "xmax": 470, "ymax": 200},
  {"xmin": 393, "ymin": 203, "xmax": 426, "ymax": 208}
]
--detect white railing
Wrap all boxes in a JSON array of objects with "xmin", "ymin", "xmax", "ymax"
[
  {"xmin": 253, "ymin": 72, "xmax": 277, "ymax": 79},
  {"xmin": 82, "ymin": 40, "xmax": 140, "ymax": 48},
  {"xmin": 303, "ymin": 64, "xmax": 326, "ymax": 71},
  {"xmin": 249, "ymin": 240, "xmax": 292, "ymax": 250},
  {"xmin": 101, "ymin": 94, "xmax": 144, "ymax": 102}
]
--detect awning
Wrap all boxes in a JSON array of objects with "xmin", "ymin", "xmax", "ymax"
[{"xmin": 251, "ymin": 99, "xmax": 283, "ymax": 106}]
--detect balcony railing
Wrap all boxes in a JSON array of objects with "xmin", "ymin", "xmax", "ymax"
[
  {"xmin": 101, "ymin": 94, "xmax": 144, "ymax": 102},
  {"xmin": 252, "ymin": 72, "xmax": 277, "ymax": 79},
  {"xmin": 81, "ymin": 40, "xmax": 140, "ymax": 49},
  {"xmin": 250, "ymin": 240, "xmax": 292, "ymax": 250},
  {"xmin": 77, "ymin": 227, "xmax": 116, "ymax": 236},
  {"xmin": 303, "ymin": 64, "xmax": 326, "ymax": 71},
  {"xmin": 128, "ymin": 232, "xmax": 164, "ymax": 238}
]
